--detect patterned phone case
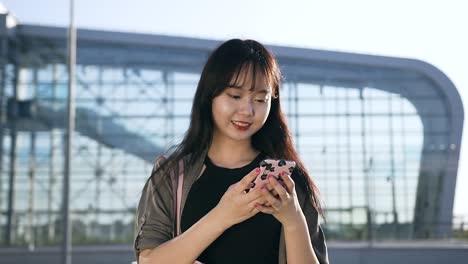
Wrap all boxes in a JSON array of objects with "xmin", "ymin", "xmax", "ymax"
[{"xmin": 246, "ymin": 159, "xmax": 296, "ymax": 192}]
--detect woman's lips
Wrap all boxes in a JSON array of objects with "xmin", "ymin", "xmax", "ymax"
[{"xmin": 232, "ymin": 121, "xmax": 252, "ymax": 131}]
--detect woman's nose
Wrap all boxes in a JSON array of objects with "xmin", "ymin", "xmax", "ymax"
[{"xmin": 237, "ymin": 99, "xmax": 254, "ymax": 116}]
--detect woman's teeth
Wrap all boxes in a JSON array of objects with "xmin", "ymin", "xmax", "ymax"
[{"xmin": 233, "ymin": 121, "xmax": 250, "ymax": 127}]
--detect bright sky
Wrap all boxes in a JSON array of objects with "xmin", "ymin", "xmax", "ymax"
[{"xmin": 2, "ymin": 0, "xmax": 467, "ymax": 217}]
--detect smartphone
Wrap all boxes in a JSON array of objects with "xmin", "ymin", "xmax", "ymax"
[{"xmin": 245, "ymin": 159, "xmax": 296, "ymax": 192}]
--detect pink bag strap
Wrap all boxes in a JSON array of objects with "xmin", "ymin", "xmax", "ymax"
[{"xmin": 176, "ymin": 166, "xmax": 184, "ymax": 236}]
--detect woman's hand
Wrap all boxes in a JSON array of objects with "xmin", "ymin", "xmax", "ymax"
[
  {"xmin": 255, "ymin": 172, "xmax": 304, "ymax": 229},
  {"xmin": 212, "ymin": 167, "xmax": 267, "ymax": 229}
]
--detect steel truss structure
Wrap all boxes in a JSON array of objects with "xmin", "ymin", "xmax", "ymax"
[{"xmin": 0, "ymin": 14, "xmax": 463, "ymax": 247}]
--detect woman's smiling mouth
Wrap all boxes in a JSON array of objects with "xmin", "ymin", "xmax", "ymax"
[{"xmin": 231, "ymin": 121, "xmax": 252, "ymax": 131}]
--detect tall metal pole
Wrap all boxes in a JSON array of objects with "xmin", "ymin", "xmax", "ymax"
[
  {"xmin": 48, "ymin": 64, "xmax": 58, "ymax": 242},
  {"xmin": 5, "ymin": 37, "xmax": 19, "ymax": 246},
  {"xmin": 62, "ymin": 0, "xmax": 76, "ymax": 263},
  {"xmin": 0, "ymin": 14, "xmax": 8, "ymax": 219},
  {"xmin": 27, "ymin": 68, "xmax": 39, "ymax": 250},
  {"xmin": 360, "ymin": 88, "xmax": 373, "ymax": 243},
  {"xmin": 388, "ymin": 94, "xmax": 398, "ymax": 236},
  {"xmin": 28, "ymin": 125, "xmax": 36, "ymax": 250}
]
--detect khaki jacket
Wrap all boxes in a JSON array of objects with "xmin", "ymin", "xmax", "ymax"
[{"xmin": 134, "ymin": 150, "xmax": 329, "ymax": 264}]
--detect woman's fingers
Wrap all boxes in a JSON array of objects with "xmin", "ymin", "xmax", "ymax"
[
  {"xmin": 254, "ymin": 203, "xmax": 276, "ymax": 214},
  {"xmin": 240, "ymin": 171, "xmax": 295, "ymax": 211},
  {"xmin": 260, "ymin": 183, "xmax": 283, "ymax": 209},
  {"xmin": 279, "ymin": 172, "xmax": 295, "ymax": 193},
  {"xmin": 251, "ymin": 197, "xmax": 275, "ymax": 213},
  {"xmin": 265, "ymin": 183, "xmax": 279, "ymax": 197},
  {"xmin": 249, "ymin": 203, "xmax": 260, "ymax": 214},
  {"xmin": 245, "ymin": 182, "xmax": 273, "ymax": 204},
  {"xmin": 238, "ymin": 167, "xmax": 262, "ymax": 193},
  {"xmin": 268, "ymin": 175, "xmax": 290, "ymax": 201}
]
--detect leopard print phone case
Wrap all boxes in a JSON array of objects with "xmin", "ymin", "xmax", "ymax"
[{"xmin": 245, "ymin": 159, "xmax": 296, "ymax": 192}]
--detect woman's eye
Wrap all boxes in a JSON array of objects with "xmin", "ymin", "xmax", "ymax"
[
  {"xmin": 228, "ymin": 94, "xmax": 241, "ymax": 99},
  {"xmin": 255, "ymin": 96, "xmax": 270, "ymax": 103}
]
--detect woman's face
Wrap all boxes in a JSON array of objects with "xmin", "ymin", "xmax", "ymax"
[{"xmin": 211, "ymin": 66, "xmax": 273, "ymax": 143}]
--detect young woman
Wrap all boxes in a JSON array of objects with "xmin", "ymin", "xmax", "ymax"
[{"xmin": 134, "ymin": 39, "xmax": 328, "ymax": 264}]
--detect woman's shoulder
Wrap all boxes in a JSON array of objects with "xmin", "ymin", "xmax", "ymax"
[
  {"xmin": 151, "ymin": 153, "xmax": 192, "ymax": 172},
  {"xmin": 151, "ymin": 152, "xmax": 206, "ymax": 180}
]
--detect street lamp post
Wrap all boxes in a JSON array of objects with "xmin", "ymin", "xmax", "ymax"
[{"xmin": 62, "ymin": 0, "xmax": 76, "ymax": 263}]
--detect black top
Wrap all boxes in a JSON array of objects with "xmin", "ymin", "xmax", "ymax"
[{"xmin": 181, "ymin": 152, "xmax": 281, "ymax": 264}]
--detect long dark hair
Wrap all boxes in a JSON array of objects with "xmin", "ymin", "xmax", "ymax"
[{"xmin": 157, "ymin": 39, "xmax": 322, "ymax": 214}]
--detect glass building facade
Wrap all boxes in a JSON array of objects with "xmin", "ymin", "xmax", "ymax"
[{"xmin": 0, "ymin": 16, "xmax": 464, "ymax": 248}]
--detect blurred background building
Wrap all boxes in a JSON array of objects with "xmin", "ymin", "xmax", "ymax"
[{"xmin": 0, "ymin": 4, "xmax": 467, "ymax": 264}]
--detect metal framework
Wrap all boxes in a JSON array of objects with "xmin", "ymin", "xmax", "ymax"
[{"xmin": 0, "ymin": 15, "xmax": 464, "ymax": 247}]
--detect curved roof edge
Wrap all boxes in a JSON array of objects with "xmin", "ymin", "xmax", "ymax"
[{"xmin": 13, "ymin": 24, "xmax": 464, "ymax": 135}]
